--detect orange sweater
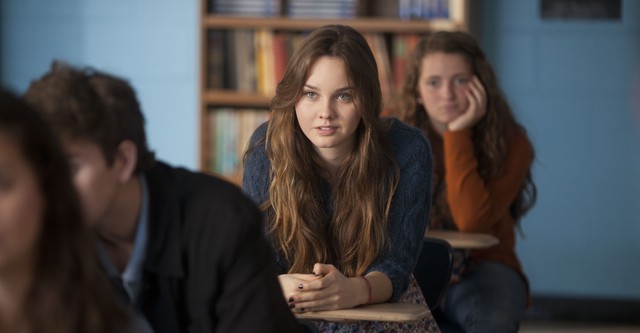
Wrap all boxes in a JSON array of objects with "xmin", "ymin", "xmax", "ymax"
[{"xmin": 441, "ymin": 128, "xmax": 533, "ymax": 288}]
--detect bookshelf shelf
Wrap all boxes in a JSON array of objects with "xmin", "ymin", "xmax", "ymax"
[
  {"xmin": 203, "ymin": 15, "xmax": 465, "ymax": 33},
  {"xmin": 205, "ymin": 90, "xmax": 272, "ymax": 107},
  {"xmin": 199, "ymin": 0, "xmax": 469, "ymax": 178}
]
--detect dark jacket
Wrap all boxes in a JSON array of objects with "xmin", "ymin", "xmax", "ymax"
[{"xmin": 136, "ymin": 161, "xmax": 300, "ymax": 333}]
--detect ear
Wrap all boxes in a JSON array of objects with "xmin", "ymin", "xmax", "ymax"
[{"xmin": 113, "ymin": 140, "xmax": 138, "ymax": 183}]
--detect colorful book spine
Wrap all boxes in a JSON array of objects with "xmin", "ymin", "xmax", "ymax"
[{"xmin": 208, "ymin": 108, "xmax": 270, "ymax": 179}]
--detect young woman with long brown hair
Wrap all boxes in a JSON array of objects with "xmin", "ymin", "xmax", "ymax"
[
  {"xmin": 243, "ymin": 25, "xmax": 439, "ymax": 332},
  {"xmin": 0, "ymin": 89, "xmax": 139, "ymax": 333},
  {"xmin": 397, "ymin": 31, "xmax": 537, "ymax": 332}
]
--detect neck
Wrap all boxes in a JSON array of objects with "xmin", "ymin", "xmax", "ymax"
[
  {"xmin": 96, "ymin": 176, "xmax": 142, "ymax": 271},
  {"xmin": 432, "ymin": 121, "xmax": 448, "ymax": 136},
  {"xmin": 97, "ymin": 176, "xmax": 142, "ymax": 244},
  {"xmin": 316, "ymin": 140, "xmax": 355, "ymax": 186},
  {"xmin": 318, "ymin": 153, "xmax": 345, "ymax": 187}
]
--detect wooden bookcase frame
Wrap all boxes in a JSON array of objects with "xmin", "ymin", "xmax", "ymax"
[{"xmin": 198, "ymin": 0, "xmax": 468, "ymax": 177}]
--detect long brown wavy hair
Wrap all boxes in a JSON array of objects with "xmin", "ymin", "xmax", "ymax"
[
  {"xmin": 0, "ymin": 90, "xmax": 133, "ymax": 333},
  {"xmin": 397, "ymin": 31, "xmax": 536, "ymax": 223},
  {"xmin": 259, "ymin": 25, "xmax": 400, "ymax": 277}
]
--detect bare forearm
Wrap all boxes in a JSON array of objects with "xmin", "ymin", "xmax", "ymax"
[{"xmin": 360, "ymin": 271, "xmax": 392, "ymax": 305}]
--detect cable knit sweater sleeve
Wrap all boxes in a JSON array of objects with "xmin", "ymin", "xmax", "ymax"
[
  {"xmin": 242, "ymin": 122, "xmax": 271, "ymax": 209},
  {"xmin": 242, "ymin": 122, "xmax": 293, "ymax": 274},
  {"xmin": 367, "ymin": 119, "xmax": 433, "ymax": 302},
  {"xmin": 444, "ymin": 129, "xmax": 533, "ymax": 232}
]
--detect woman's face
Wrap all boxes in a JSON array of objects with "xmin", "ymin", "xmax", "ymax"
[
  {"xmin": 0, "ymin": 132, "xmax": 43, "ymax": 274},
  {"xmin": 295, "ymin": 56, "xmax": 362, "ymax": 163},
  {"xmin": 417, "ymin": 52, "xmax": 473, "ymax": 134}
]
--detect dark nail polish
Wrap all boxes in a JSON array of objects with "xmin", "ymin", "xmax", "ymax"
[
  {"xmin": 298, "ymin": 284, "xmax": 303, "ymax": 289},
  {"xmin": 288, "ymin": 297, "xmax": 294, "ymax": 302},
  {"xmin": 289, "ymin": 303, "xmax": 295, "ymax": 309},
  {"xmin": 300, "ymin": 308, "xmax": 306, "ymax": 313}
]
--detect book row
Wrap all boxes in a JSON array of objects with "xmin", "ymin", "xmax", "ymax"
[
  {"xmin": 206, "ymin": 108, "xmax": 270, "ymax": 179},
  {"xmin": 208, "ymin": 0, "xmax": 450, "ymax": 19},
  {"xmin": 207, "ymin": 29, "xmax": 424, "ymax": 110}
]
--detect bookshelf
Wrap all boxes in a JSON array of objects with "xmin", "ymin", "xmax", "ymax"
[{"xmin": 199, "ymin": 0, "xmax": 469, "ymax": 183}]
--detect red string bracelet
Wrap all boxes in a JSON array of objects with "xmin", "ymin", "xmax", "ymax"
[{"xmin": 360, "ymin": 276, "xmax": 372, "ymax": 305}]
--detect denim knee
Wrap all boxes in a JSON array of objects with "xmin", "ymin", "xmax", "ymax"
[{"xmin": 442, "ymin": 261, "xmax": 527, "ymax": 333}]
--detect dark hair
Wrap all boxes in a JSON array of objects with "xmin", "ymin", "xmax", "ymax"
[
  {"xmin": 252, "ymin": 25, "xmax": 399, "ymax": 277},
  {"xmin": 0, "ymin": 89, "xmax": 133, "ymax": 332},
  {"xmin": 23, "ymin": 61, "xmax": 155, "ymax": 174},
  {"xmin": 397, "ymin": 31, "xmax": 536, "ymax": 222}
]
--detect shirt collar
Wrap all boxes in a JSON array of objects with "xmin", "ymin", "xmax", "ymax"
[{"xmin": 98, "ymin": 175, "xmax": 150, "ymax": 304}]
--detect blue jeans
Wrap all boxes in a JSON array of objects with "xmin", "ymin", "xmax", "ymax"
[{"xmin": 442, "ymin": 261, "xmax": 527, "ymax": 333}]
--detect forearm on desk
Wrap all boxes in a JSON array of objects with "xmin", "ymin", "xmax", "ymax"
[{"xmin": 360, "ymin": 271, "xmax": 393, "ymax": 305}]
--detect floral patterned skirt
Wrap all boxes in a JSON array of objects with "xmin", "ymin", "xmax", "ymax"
[{"xmin": 312, "ymin": 276, "xmax": 440, "ymax": 333}]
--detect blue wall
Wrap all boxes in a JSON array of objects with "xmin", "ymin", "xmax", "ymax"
[
  {"xmin": 1, "ymin": 0, "xmax": 198, "ymax": 168},
  {"xmin": 480, "ymin": 0, "xmax": 640, "ymax": 299},
  {"xmin": 2, "ymin": 0, "xmax": 639, "ymax": 299}
]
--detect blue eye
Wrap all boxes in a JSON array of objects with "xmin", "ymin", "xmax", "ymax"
[
  {"xmin": 454, "ymin": 77, "xmax": 469, "ymax": 86},
  {"xmin": 426, "ymin": 79, "xmax": 440, "ymax": 88},
  {"xmin": 304, "ymin": 91, "xmax": 317, "ymax": 99},
  {"xmin": 337, "ymin": 92, "xmax": 352, "ymax": 101}
]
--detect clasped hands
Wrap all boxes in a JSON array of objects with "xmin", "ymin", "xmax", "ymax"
[{"xmin": 279, "ymin": 263, "xmax": 368, "ymax": 313}]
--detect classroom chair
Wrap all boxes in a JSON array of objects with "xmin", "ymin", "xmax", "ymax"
[{"xmin": 413, "ymin": 237, "xmax": 454, "ymax": 311}]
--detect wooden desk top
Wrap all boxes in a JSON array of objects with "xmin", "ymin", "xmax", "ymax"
[
  {"xmin": 426, "ymin": 230, "xmax": 499, "ymax": 250},
  {"xmin": 295, "ymin": 302, "xmax": 431, "ymax": 323}
]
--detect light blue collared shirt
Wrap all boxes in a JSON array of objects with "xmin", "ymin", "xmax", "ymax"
[
  {"xmin": 98, "ymin": 175, "xmax": 153, "ymax": 332},
  {"xmin": 121, "ymin": 173, "xmax": 149, "ymax": 303}
]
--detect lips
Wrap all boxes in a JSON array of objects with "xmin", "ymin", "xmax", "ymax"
[
  {"xmin": 441, "ymin": 104, "xmax": 459, "ymax": 112},
  {"xmin": 314, "ymin": 126, "xmax": 338, "ymax": 135}
]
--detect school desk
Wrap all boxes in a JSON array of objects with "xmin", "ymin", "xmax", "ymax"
[
  {"xmin": 295, "ymin": 302, "xmax": 431, "ymax": 323},
  {"xmin": 426, "ymin": 230, "xmax": 499, "ymax": 250}
]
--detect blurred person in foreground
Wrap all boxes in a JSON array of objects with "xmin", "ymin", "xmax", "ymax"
[
  {"xmin": 0, "ymin": 89, "xmax": 140, "ymax": 333},
  {"xmin": 23, "ymin": 63, "xmax": 301, "ymax": 333}
]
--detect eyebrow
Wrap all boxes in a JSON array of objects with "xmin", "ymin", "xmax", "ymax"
[
  {"xmin": 303, "ymin": 84, "xmax": 351, "ymax": 93},
  {"xmin": 425, "ymin": 73, "xmax": 469, "ymax": 81}
]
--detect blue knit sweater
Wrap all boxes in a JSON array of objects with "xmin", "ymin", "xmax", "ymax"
[{"xmin": 242, "ymin": 118, "xmax": 433, "ymax": 301}]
